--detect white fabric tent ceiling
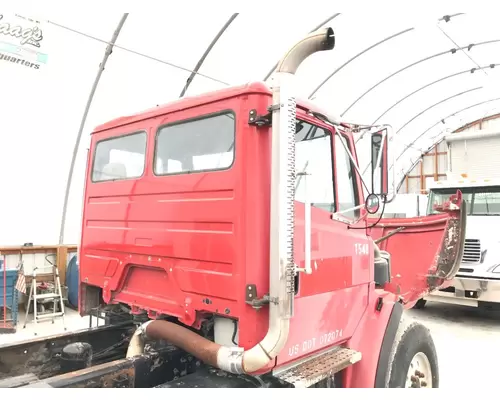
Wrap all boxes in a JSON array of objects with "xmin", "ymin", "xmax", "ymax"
[{"xmin": 1, "ymin": 11, "xmax": 499, "ymax": 245}]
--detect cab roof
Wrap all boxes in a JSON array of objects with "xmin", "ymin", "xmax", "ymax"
[
  {"xmin": 93, "ymin": 82, "xmax": 271, "ymax": 134},
  {"xmin": 92, "ymin": 81, "xmax": 342, "ymax": 134}
]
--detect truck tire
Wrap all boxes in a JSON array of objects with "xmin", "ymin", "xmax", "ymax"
[
  {"xmin": 412, "ymin": 299, "xmax": 427, "ymax": 309},
  {"xmin": 386, "ymin": 318, "xmax": 439, "ymax": 388}
]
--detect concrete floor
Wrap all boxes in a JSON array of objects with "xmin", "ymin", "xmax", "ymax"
[
  {"xmin": 0, "ymin": 307, "xmax": 102, "ymax": 346},
  {"xmin": 407, "ymin": 301, "xmax": 500, "ymax": 388},
  {"xmin": 1, "ymin": 302, "xmax": 498, "ymax": 388}
]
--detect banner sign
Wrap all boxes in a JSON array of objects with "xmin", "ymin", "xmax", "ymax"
[{"xmin": 0, "ymin": 13, "xmax": 48, "ymax": 71}]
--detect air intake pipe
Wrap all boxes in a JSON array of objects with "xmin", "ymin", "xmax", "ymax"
[{"xmin": 127, "ymin": 27, "xmax": 336, "ymax": 374}]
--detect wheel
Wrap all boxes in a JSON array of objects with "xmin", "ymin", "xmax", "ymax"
[
  {"xmin": 412, "ymin": 299, "xmax": 427, "ymax": 309},
  {"xmin": 386, "ymin": 319, "xmax": 438, "ymax": 388}
]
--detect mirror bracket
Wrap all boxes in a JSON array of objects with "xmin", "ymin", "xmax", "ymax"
[{"xmin": 248, "ymin": 108, "xmax": 272, "ymax": 127}]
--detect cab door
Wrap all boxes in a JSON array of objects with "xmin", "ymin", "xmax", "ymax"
[
  {"xmin": 280, "ymin": 118, "xmax": 372, "ymax": 366},
  {"xmin": 292, "ymin": 120, "xmax": 372, "ymax": 294},
  {"xmin": 330, "ymin": 130, "xmax": 373, "ymax": 287}
]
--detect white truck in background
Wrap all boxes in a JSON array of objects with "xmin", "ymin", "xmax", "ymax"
[
  {"xmin": 416, "ymin": 125, "xmax": 500, "ymax": 309},
  {"xmin": 372, "ymin": 193, "xmax": 428, "ymax": 218},
  {"xmin": 417, "ymin": 178, "xmax": 500, "ymax": 309}
]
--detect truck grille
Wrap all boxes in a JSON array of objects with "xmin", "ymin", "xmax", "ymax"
[{"xmin": 462, "ymin": 239, "xmax": 481, "ymax": 263}]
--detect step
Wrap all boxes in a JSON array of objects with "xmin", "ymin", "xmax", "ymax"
[
  {"xmin": 34, "ymin": 293, "xmax": 61, "ymax": 300},
  {"xmin": 273, "ymin": 346, "xmax": 362, "ymax": 388},
  {"xmin": 35, "ymin": 312, "xmax": 64, "ymax": 320}
]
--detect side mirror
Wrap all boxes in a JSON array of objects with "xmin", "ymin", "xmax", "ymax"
[
  {"xmin": 365, "ymin": 193, "xmax": 381, "ymax": 215},
  {"xmin": 371, "ymin": 129, "xmax": 389, "ymax": 198}
]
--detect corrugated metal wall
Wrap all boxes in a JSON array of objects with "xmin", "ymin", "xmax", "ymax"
[
  {"xmin": 449, "ymin": 136, "xmax": 500, "ymax": 179},
  {"xmin": 400, "ymin": 113, "xmax": 500, "ymax": 194},
  {"xmin": 399, "ymin": 140, "xmax": 448, "ymax": 194}
]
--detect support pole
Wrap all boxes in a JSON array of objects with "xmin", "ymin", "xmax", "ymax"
[
  {"xmin": 179, "ymin": 13, "xmax": 239, "ymax": 98},
  {"xmin": 58, "ymin": 14, "xmax": 129, "ymax": 245}
]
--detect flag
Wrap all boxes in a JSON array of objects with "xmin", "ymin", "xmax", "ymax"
[{"xmin": 15, "ymin": 262, "xmax": 27, "ymax": 295}]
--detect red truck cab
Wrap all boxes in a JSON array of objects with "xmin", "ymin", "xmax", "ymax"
[
  {"xmin": 80, "ymin": 80, "xmax": 370, "ymax": 352},
  {"xmin": 77, "ymin": 28, "xmax": 465, "ymax": 388}
]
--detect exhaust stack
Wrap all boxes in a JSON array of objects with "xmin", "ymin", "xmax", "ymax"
[{"xmin": 127, "ymin": 27, "xmax": 336, "ymax": 375}]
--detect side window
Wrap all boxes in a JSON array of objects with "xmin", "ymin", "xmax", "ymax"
[
  {"xmin": 295, "ymin": 120, "xmax": 335, "ymax": 213},
  {"xmin": 334, "ymin": 134, "xmax": 359, "ymax": 219},
  {"xmin": 92, "ymin": 132, "xmax": 147, "ymax": 182},
  {"xmin": 154, "ymin": 112, "xmax": 235, "ymax": 175}
]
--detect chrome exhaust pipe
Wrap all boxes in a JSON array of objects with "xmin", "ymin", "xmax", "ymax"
[{"xmin": 241, "ymin": 27, "xmax": 335, "ymax": 373}]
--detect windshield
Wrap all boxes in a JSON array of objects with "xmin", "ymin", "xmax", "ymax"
[{"xmin": 427, "ymin": 186, "xmax": 500, "ymax": 216}]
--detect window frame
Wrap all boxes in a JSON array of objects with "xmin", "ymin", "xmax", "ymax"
[
  {"xmin": 333, "ymin": 132, "xmax": 361, "ymax": 221},
  {"xmin": 295, "ymin": 118, "xmax": 336, "ymax": 213},
  {"xmin": 91, "ymin": 130, "xmax": 148, "ymax": 184},
  {"xmin": 153, "ymin": 109, "xmax": 236, "ymax": 177}
]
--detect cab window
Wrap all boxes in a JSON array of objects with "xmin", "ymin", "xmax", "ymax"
[
  {"xmin": 154, "ymin": 111, "xmax": 235, "ymax": 175},
  {"xmin": 92, "ymin": 131, "xmax": 147, "ymax": 182},
  {"xmin": 334, "ymin": 134, "xmax": 359, "ymax": 219},
  {"xmin": 295, "ymin": 120, "xmax": 335, "ymax": 212}
]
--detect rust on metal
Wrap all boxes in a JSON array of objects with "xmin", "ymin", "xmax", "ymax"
[
  {"xmin": 274, "ymin": 347, "xmax": 362, "ymax": 388},
  {"xmin": 374, "ymin": 227, "xmax": 406, "ymax": 245},
  {"xmin": 15, "ymin": 341, "xmax": 202, "ymax": 388},
  {"xmin": 41, "ymin": 359, "xmax": 135, "ymax": 388},
  {"xmin": 0, "ymin": 322, "xmax": 134, "ymax": 381},
  {"xmin": 429, "ymin": 191, "xmax": 467, "ymax": 288}
]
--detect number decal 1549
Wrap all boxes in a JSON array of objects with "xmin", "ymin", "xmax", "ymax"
[{"xmin": 355, "ymin": 243, "xmax": 369, "ymax": 256}]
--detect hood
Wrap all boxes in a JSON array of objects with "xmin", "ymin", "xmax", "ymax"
[{"xmin": 465, "ymin": 216, "xmax": 500, "ymax": 245}]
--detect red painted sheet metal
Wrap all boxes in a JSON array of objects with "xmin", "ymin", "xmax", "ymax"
[{"xmin": 368, "ymin": 192, "xmax": 466, "ymax": 308}]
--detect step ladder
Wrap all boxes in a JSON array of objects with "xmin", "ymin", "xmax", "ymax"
[{"xmin": 22, "ymin": 260, "xmax": 66, "ymax": 335}]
